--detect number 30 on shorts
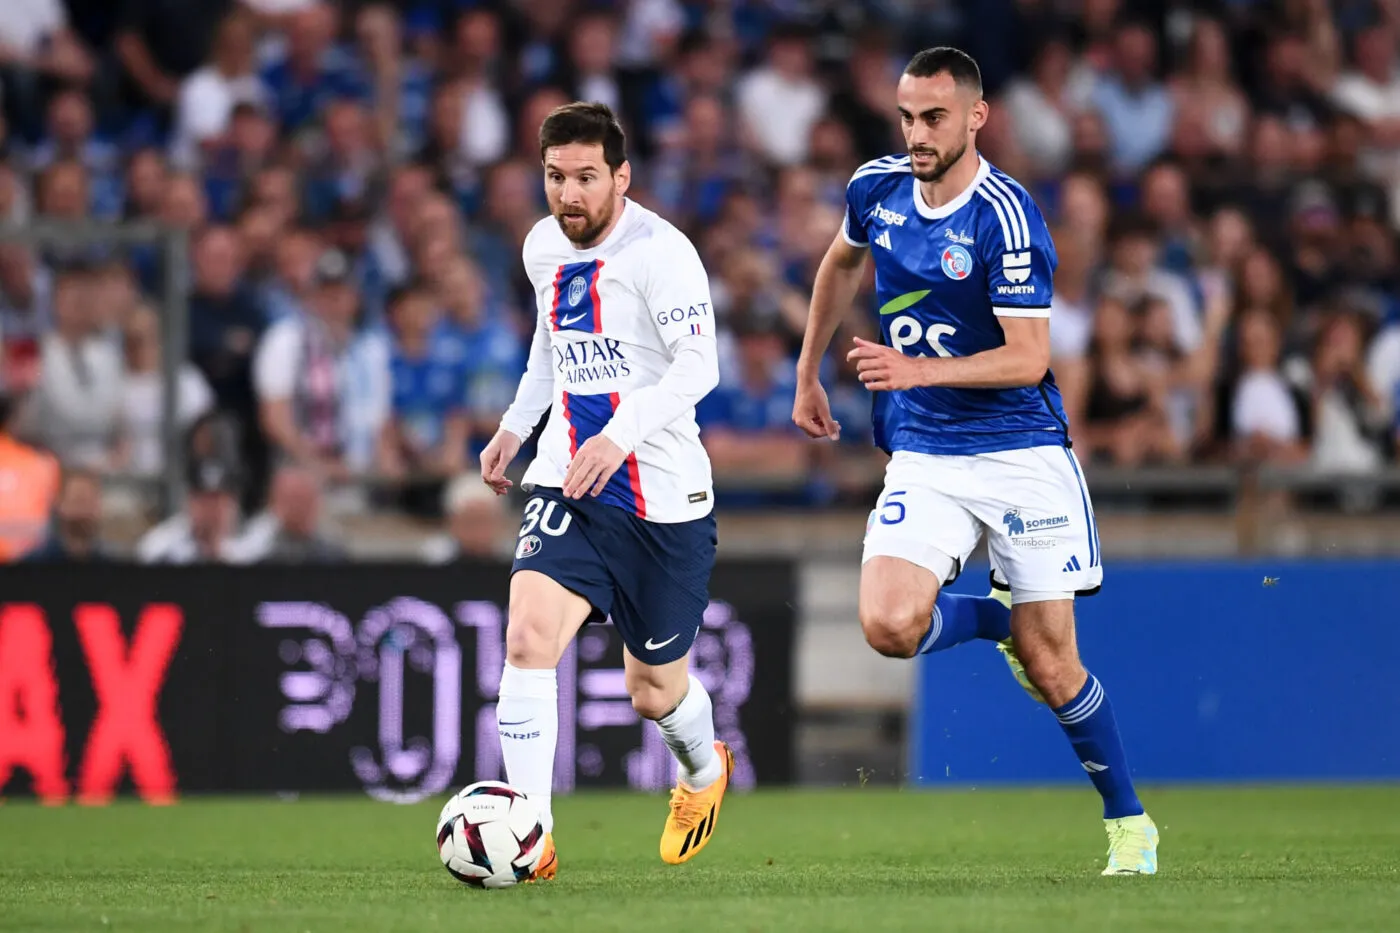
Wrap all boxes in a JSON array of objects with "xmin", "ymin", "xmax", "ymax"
[
  {"xmin": 878, "ymin": 490, "xmax": 907, "ymax": 525},
  {"xmin": 519, "ymin": 497, "xmax": 573, "ymax": 537}
]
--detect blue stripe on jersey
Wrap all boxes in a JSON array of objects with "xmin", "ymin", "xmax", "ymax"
[
  {"xmin": 551, "ymin": 260, "xmax": 604, "ymax": 333},
  {"xmin": 1062, "ymin": 448, "xmax": 1099, "ymax": 568},
  {"xmin": 560, "ymin": 390, "xmax": 644, "ymax": 516}
]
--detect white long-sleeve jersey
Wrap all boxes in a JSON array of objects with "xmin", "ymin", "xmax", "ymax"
[{"xmin": 498, "ymin": 200, "xmax": 719, "ymax": 523}]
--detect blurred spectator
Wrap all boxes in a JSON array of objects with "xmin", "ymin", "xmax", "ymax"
[
  {"xmin": 1306, "ymin": 311, "xmax": 1389, "ymax": 474},
  {"xmin": 379, "ymin": 281, "xmax": 469, "ymax": 488},
  {"xmin": 828, "ymin": 30, "xmax": 900, "ymax": 161},
  {"xmin": 367, "ymin": 162, "xmax": 431, "ymax": 290},
  {"xmin": 16, "ymin": 266, "xmax": 125, "ymax": 470},
  {"xmin": 564, "ymin": 10, "xmax": 622, "ymax": 117},
  {"xmin": 1099, "ymin": 212, "xmax": 1202, "ymax": 354},
  {"xmin": 301, "ymin": 97, "xmax": 383, "ymax": 225},
  {"xmin": 736, "ymin": 24, "xmax": 826, "ymax": 167},
  {"xmin": 0, "ymin": 391, "xmax": 61, "ymax": 562},
  {"xmin": 120, "ymin": 304, "xmax": 215, "ymax": 478},
  {"xmin": 136, "ymin": 456, "xmax": 256, "ymax": 563},
  {"xmin": 258, "ymin": 2, "xmax": 369, "ymax": 136},
  {"xmin": 122, "ymin": 147, "xmax": 168, "ymax": 221},
  {"xmin": 1080, "ymin": 296, "xmax": 1179, "ymax": 466},
  {"xmin": 1001, "ymin": 35, "xmax": 1096, "ymax": 179},
  {"xmin": 443, "ymin": 7, "xmax": 509, "ymax": 166},
  {"xmin": 170, "ymin": 8, "xmax": 266, "ymax": 171},
  {"xmin": 1228, "ymin": 308, "xmax": 1308, "ymax": 465},
  {"xmin": 1091, "ymin": 20, "xmax": 1174, "ymax": 176},
  {"xmin": 188, "ymin": 225, "xmax": 264, "ymax": 423},
  {"xmin": 1329, "ymin": 21, "xmax": 1400, "ymax": 218},
  {"xmin": 1047, "ymin": 225, "xmax": 1097, "ymax": 431},
  {"xmin": 239, "ymin": 463, "xmax": 347, "ymax": 562},
  {"xmin": 696, "ymin": 315, "xmax": 808, "ymax": 483},
  {"xmin": 116, "ymin": 0, "xmax": 235, "ymax": 117},
  {"xmin": 433, "ymin": 256, "xmax": 525, "ymax": 446},
  {"xmin": 421, "ymin": 472, "xmax": 512, "ymax": 563},
  {"xmin": 253, "ymin": 248, "xmax": 390, "ymax": 480},
  {"xmin": 19, "ymin": 465, "xmax": 109, "ymax": 562},
  {"xmin": 1168, "ymin": 17, "xmax": 1248, "ymax": 161},
  {"xmin": 29, "ymin": 89, "xmax": 122, "ymax": 219},
  {"xmin": 0, "ymin": 0, "xmax": 95, "ymax": 140}
]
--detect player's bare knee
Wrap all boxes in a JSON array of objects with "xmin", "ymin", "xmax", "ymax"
[
  {"xmin": 625, "ymin": 663, "xmax": 687, "ymax": 720},
  {"xmin": 1017, "ymin": 641, "xmax": 1086, "ymax": 708},
  {"xmin": 859, "ymin": 604, "xmax": 925, "ymax": 658},
  {"xmin": 629, "ymin": 683, "xmax": 678, "ymax": 721},
  {"xmin": 504, "ymin": 612, "xmax": 564, "ymax": 668}
]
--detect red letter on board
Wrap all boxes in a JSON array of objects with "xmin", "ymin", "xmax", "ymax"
[
  {"xmin": 74, "ymin": 604, "xmax": 182, "ymax": 805},
  {"xmin": 0, "ymin": 605, "xmax": 68, "ymax": 803}
]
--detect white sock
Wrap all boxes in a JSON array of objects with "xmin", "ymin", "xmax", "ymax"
[
  {"xmin": 655, "ymin": 675, "xmax": 722, "ymax": 790},
  {"xmin": 497, "ymin": 663, "xmax": 558, "ymax": 832}
]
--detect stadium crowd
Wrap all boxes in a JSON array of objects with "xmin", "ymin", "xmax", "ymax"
[{"xmin": 2, "ymin": 0, "xmax": 1400, "ymax": 563}]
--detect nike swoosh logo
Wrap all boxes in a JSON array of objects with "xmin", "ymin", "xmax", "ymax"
[
  {"xmin": 558, "ymin": 311, "xmax": 587, "ymax": 326},
  {"xmin": 498, "ymin": 719, "xmax": 532, "ymax": 726},
  {"xmin": 878, "ymin": 289, "xmax": 930, "ymax": 315},
  {"xmin": 644, "ymin": 633, "xmax": 680, "ymax": 651}
]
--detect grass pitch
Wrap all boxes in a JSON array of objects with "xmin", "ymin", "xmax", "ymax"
[{"xmin": 2, "ymin": 785, "xmax": 1398, "ymax": 932}]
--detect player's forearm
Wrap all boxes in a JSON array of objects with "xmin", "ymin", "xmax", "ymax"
[
  {"xmin": 917, "ymin": 345, "xmax": 1048, "ymax": 389},
  {"xmin": 797, "ymin": 251, "xmax": 865, "ymax": 381},
  {"xmin": 602, "ymin": 336, "xmax": 718, "ymax": 454},
  {"xmin": 498, "ymin": 318, "xmax": 555, "ymax": 441}
]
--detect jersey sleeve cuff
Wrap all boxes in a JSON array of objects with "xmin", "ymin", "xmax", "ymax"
[
  {"xmin": 992, "ymin": 305, "xmax": 1051, "ymax": 319},
  {"xmin": 841, "ymin": 220, "xmax": 868, "ymax": 248}
]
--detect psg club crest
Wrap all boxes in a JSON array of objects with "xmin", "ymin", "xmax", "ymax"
[
  {"xmin": 941, "ymin": 244, "xmax": 973, "ymax": 280},
  {"xmin": 516, "ymin": 534, "xmax": 541, "ymax": 560},
  {"xmin": 568, "ymin": 276, "xmax": 587, "ymax": 307}
]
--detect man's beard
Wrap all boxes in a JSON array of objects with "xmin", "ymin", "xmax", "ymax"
[
  {"xmin": 553, "ymin": 201, "xmax": 615, "ymax": 246},
  {"xmin": 909, "ymin": 139, "xmax": 967, "ymax": 182}
]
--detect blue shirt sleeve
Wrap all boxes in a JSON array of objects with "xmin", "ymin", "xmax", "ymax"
[
  {"xmin": 978, "ymin": 182, "xmax": 1056, "ymax": 318},
  {"xmin": 842, "ymin": 171, "xmax": 870, "ymax": 248}
]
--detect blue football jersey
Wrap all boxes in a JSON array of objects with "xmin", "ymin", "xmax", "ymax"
[{"xmin": 843, "ymin": 154, "xmax": 1071, "ymax": 456}]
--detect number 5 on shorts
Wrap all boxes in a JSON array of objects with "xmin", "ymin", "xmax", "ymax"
[{"xmin": 878, "ymin": 490, "xmax": 907, "ymax": 525}]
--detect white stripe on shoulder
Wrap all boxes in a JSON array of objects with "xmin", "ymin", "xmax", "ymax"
[
  {"xmin": 976, "ymin": 178, "xmax": 1024, "ymax": 251},
  {"xmin": 976, "ymin": 187, "xmax": 1017, "ymax": 251},
  {"xmin": 983, "ymin": 173, "xmax": 1032, "ymax": 255},
  {"xmin": 850, "ymin": 155, "xmax": 912, "ymax": 183}
]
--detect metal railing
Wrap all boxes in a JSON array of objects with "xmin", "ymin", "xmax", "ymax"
[{"xmin": 0, "ymin": 218, "xmax": 190, "ymax": 512}]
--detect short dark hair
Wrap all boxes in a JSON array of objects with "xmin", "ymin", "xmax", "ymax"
[
  {"xmin": 538, "ymin": 102, "xmax": 627, "ymax": 171},
  {"xmin": 904, "ymin": 47, "xmax": 983, "ymax": 96},
  {"xmin": 386, "ymin": 280, "xmax": 430, "ymax": 312}
]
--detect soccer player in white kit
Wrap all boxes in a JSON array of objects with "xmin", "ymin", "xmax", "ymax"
[
  {"xmin": 478, "ymin": 102, "xmax": 734, "ymax": 879},
  {"xmin": 793, "ymin": 48, "xmax": 1159, "ymax": 875}
]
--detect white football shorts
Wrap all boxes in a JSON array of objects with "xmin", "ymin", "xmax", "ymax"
[{"xmin": 861, "ymin": 446, "xmax": 1103, "ymax": 600}]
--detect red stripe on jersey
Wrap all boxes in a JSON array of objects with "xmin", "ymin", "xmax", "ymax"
[
  {"xmin": 548, "ymin": 265, "xmax": 566, "ymax": 330},
  {"xmin": 562, "ymin": 391, "xmax": 579, "ymax": 455},
  {"xmin": 608, "ymin": 391, "xmax": 646, "ymax": 518},
  {"xmin": 589, "ymin": 260, "xmax": 605, "ymax": 334}
]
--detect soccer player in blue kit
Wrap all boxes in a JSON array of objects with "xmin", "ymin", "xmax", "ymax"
[{"xmin": 793, "ymin": 48, "xmax": 1159, "ymax": 875}]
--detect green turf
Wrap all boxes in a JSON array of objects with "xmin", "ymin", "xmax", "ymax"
[{"xmin": 2, "ymin": 785, "xmax": 1398, "ymax": 932}]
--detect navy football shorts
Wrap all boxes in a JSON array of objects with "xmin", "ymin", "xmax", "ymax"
[{"xmin": 509, "ymin": 486, "xmax": 717, "ymax": 665}]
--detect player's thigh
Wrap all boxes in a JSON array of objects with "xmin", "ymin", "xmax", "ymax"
[
  {"xmin": 976, "ymin": 446, "xmax": 1104, "ymax": 600},
  {"xmin": 860, "ymin": 452, "xmax": 981, "ymax": 627},
  {"xmin": 609, "ymin": 513, "xmax": 716, "ymax": 717},
  {"xmin": 507, "ymin": 489, "xmax": 612, "ymax": 667}
]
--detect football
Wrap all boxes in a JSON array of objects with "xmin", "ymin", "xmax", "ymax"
[{"xmin": 436, "ymin": 782, "xmax": 547, "ymax": 888}]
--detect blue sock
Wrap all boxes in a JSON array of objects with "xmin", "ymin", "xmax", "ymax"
[
  {"xmin": 1053, "ymin": 673, "xmax": 1144, "ymax": 819},
  {"xmin": 916, "ymin": 594, "xmax": 1012, "ymax": 654}
]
